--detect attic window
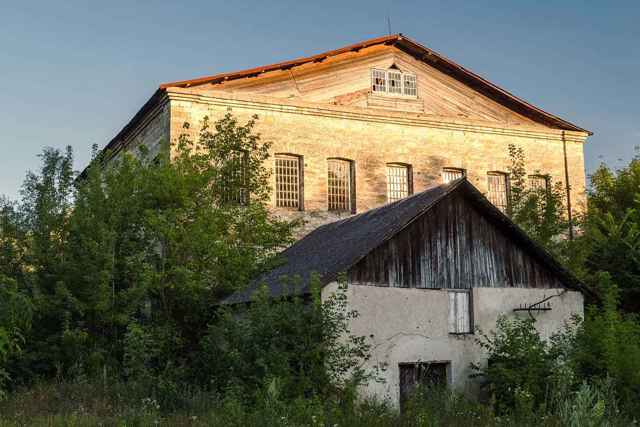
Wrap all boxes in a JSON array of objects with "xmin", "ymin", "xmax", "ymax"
[{"xmin": 371, "ymin": 69, "xmax": 417, "ymax": 97}]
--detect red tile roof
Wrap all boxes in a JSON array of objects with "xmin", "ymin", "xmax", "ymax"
[{"xmin": 159, "ymin": 33, "xmax": 590, "ymax": 134}]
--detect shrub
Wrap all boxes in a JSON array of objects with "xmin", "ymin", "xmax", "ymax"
[{"xmin": 198, "ymin": 275, "xmax": 380, "ymax": 402}]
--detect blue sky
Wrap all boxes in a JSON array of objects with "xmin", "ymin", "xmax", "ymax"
[{"xmin": 1, "ymin": 0, "xmax": 638, "ymax": 199}]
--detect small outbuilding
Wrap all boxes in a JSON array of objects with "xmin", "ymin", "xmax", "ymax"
[{"xmin": 225, "ymin": 178, "xmax": 585, "ymax": 406}]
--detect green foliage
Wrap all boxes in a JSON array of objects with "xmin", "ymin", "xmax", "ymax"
[
  {"xmin": 200, "ymin": 275, "xmax": 379, "ymax": 401},
  {"xmin": 0, "ymin": 111, "xmax": 298, "ymax": 389},
  {"xmin": 506, "ymin": 144, "xmax": 568, "ymax": 253},
  {"xmin": 473, "ymin": 316, "xmax": 563, "ymax": 414},
  {"xmin": 565, "ymin": 273, "xmax": 640, "ymax": 411},
  {"xmin": 476, "ymin": 291, "xmax": 640, "ymax": 420},
  {"xmin": 574, "ymin": 155, "xmax": 640, "ymax": 296},
  {"xmin": 0, "ymin": 277, "xmax": 32, "ymax": 399}
]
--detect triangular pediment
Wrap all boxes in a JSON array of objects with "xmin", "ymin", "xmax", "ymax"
[{"xmin": 161, "ymin": 35, "xmax": 589, "ymax": 133}]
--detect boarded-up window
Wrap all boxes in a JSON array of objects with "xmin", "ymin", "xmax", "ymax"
[
  {"xmin": 528, "ymin": 174, "xmax": 549, "ymax": 192},
  {"xmin": 448, "ymin": 291, "xmax": 471, "ymax": 334},
  {"xmin": 487, "ymin": 172, "xmax": 509, "ymax": 213},
  {"xmin": 328, "ymin": 159, "xmax": 354, "ymax": 212},
  {"xmin": 399, "ymin": 362, "xmax": 449, "ymax": 410},
  {"xmin": 275, "ymin": 154, "xmax": 303, "ymax": 209},
  {"xmin": 386, "ymin": 164, "xmax": 412, "ymax": 203},
  {"xmin": 442, "ymin": 168, "xmax": 465, "ymax": 184}
]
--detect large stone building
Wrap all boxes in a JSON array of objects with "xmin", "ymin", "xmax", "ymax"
[{"xmin": 96, "ymin": 34, "xmax": 590, "ymax": 233}]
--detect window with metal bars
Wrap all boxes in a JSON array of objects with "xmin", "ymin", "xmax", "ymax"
[
  {"xmin": 371, "ymin": 69, "xmax": 387, "ymax": 93},
  {"xmin": 487, "ymin": 172, "xmax": 509, "ymax": 213},
  {"xmin": 371, "ymin": 68, "xmax": 417, "ymax": 97},
  {"xmin": 386, "ymin": 163, "xmax": 412, "ymax": 203},
  {"xmin": 327, "ymin": 159, "xmax": 354, "ymax": 212},
  {"xmin": 387, "ymin": 71, "xmax": 403, "ymax": 94},
  {"xmin": 219, "ymin": 151, "xmax": 248, "ymax": 205},
  {"xmin": 528, "ymin": 174, "xmax": 549, "ymax": 192},
  {"xmin": 275, "ymin": 154, "xmax": 303, "ymax": 210},
  {"xmin": 403, "ymin": 73, "xmax": 417, "ymax": 96},
  {"xmin": 442, "ymin": 168, "xmax": 465, "ymax": 184}
]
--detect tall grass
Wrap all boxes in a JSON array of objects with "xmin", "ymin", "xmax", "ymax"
[{"xmin": 0, "ymin": 379, "xmax": 634, "ymax": 427}]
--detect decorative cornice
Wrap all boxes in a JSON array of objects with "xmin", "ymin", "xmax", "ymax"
[{"xmin": 166, "ymin": 89, "xmax": 589, "ymax": 144}]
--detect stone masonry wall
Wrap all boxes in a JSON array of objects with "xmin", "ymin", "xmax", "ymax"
[{"xmin": 166, "ymin": 91, "xmax": 588, "ymax": 237}]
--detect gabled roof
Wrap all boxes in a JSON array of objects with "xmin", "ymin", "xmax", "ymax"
[
  {"xmin": 160, "ymin": 34, "xmax": 591, "ymax": 134},
  {"xmin": 223, "ymin": 178, "xmax": 585, "ymax": 305},
  {"xmin": 83, "ymin": 34, "xmax": 590, "ymax": 179}
]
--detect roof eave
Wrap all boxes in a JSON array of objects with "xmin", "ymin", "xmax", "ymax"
[{"xmin": 158, "ymin": 33, "xmax": 591, "ymax": 135}]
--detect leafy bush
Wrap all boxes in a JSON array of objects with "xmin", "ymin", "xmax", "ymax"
[
  {"xmin": 473, "ymin": 315, "xmax": 563, "ymax": 414},
  {"xmin": 199, "ymin": 275, "xmax": 380, "ymax": 401}
]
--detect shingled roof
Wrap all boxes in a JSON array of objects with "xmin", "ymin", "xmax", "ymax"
[{"xmin": 223, "ymin": 178, "xmax": 585, "ymax": 305}]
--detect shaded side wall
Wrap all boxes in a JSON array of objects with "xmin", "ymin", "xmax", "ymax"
[{"xmin": 321, "ymin": 283, "xmax": 583, "ymax": 406}]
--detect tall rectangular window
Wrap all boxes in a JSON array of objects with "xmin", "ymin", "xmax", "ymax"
[
  {"xmin": 371, "ymin": 69, "xmax": 387, "ymax": 93},
  {"xmin": 487, "ymin": 172, "xmax": 509, "ymax": 213},
  {"xmin": 448, "ymin": 291, "xmax": 472, "ymax": 334},
  {"xmin": 387, "ymin": 71, "xmax": 403, "ymax": 94},
  {"xmin": 327, "ymin": 159, "xmax": 354, "ymax": 212},
  {"xmin": 528, "ymin": 174, "xmax": 549, "ymax": 192},
  {"xmin": 442, "ymin": 168, "xmax": 465, "ymax": 184},
  {"xmin": 386, "ymin": 163, "xmax": 412, "ymax": 203},
  {"xmin": 403, "ymin": 73, "xmax": 417, "ymax": 96},
  {"xmin": 219, "ymin": 151, "xmax": 248, "ymax": 205},
  {"xmin": 275, "ymin": 154, "xmax": 303, "ymax": 210}
]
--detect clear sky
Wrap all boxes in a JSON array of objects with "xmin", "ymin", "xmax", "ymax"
[{"xmin": 1, "ymin": 0, "xmax": 638, "ymax": 199}]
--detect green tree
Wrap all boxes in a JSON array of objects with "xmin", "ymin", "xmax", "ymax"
[
  {"xmin": 60, "ymin": 111, "xmax": 295, "ymax": 379},
  {"xmin": 506, "ymin": 144, "xmax": 568, "ymax": 254}
]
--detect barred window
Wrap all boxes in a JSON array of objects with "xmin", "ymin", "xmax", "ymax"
[
  {"xmin": 528, "ymin": 174, "xmax": 549, "ymax": 192},
  {"xmin": 487, "ymin": 172, "xmax": 509, "ymax": 213},
  {"xmin": 219, "ymin": 151, "xmax": 248, "ymax": 205},
  {"xmin": 388, "ymin": 71, "xmax": 403, "ymax": 94},
  {"xmin": 403, "ymin": 73, "xmax": 417, "ymax": 96},
  {"xmin": 442, "ymin": 167, "xmax": 465, "ymax": 184},
  {"xmin": 327, "ymin": 159, "xmax": 354, "ymax": 212},
  {"xmin": 275, "ymin": 154, "xmax": 303, "ymax": 209},
  {"xmin": 386, "ymin": 163, "xmax": 412, "ymax": 203},
  {"xmin": 372, "ymin": 69, "xmax": 387, "ymax": 93},
  {"xmin": 371, "ymin": 68, "xmax": 417, "ymax": 97}
]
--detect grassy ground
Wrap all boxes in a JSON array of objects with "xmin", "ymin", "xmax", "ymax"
[{"xmin": 0, "ymin": 380, "xmax": 635, "ymax": 427}]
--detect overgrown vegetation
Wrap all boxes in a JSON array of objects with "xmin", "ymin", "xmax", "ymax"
[{"xmin": 1, "ymin": 116, "xmax": 640, "ymax": 424}]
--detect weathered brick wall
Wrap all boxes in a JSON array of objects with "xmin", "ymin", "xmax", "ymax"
[{"xmin": 167, "ymin": 90, "xmax": 587, "ymax": 236}]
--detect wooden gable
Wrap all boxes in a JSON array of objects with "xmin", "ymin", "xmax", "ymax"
[
  {"xmin": 348, "ymin": 191, "xmax": 564, "ymax": 289},
  {"xmin": 188, "ymin": 44, "xmax": 545, "ymax": 128}
]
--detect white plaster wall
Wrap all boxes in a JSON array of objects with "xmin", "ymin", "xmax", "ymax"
[{"xmin": 321, "ymin": 283, "xmax": 583, "ymax": 406}]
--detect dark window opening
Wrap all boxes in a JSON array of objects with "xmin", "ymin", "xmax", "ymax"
[{"xmin": 399, "ymin": 362, "xmax": 449, "ymax": 410}]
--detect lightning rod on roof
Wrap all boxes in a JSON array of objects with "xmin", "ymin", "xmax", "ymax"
[{"xmin": 387, "ymin": 16, "xmax": 392, "ymax": 35}]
